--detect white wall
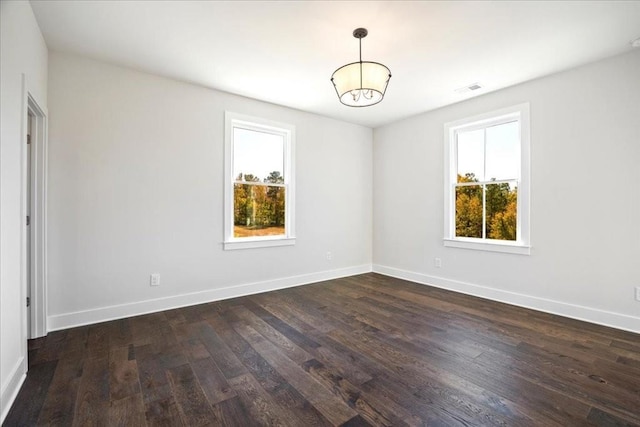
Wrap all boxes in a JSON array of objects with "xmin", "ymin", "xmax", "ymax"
[
  {"xmin": 373, "ymin": 50, "xmax": 640, "ymax": 332},
  {"xmin": 0, "ymin": 1, "xmax": 48, "ymax": 422},
  {"xmin": 47, "ymin": 52, "xmax": 372, "ymax": 329}
]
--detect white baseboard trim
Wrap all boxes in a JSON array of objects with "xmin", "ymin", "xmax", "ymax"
[
  {"xmin": 373, "ymin": 264, "xmax": 640, "ymax": 334},
  {"xmin": 48, "ymin": 264, "xmax": 373, "ymax": 331},
  {"xmin": 1, "ymin": 356, "xmax": 26, "ymax": 425}
]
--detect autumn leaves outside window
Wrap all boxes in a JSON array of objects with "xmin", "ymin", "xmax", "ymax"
[{"xmin": 233, "ymin": 173, "xmax": 286, "ymax": 238}]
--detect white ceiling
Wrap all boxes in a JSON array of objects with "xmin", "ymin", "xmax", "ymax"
[{"xmin": 31, "ymin": 1, "xmax": 640, "ymax": 128}]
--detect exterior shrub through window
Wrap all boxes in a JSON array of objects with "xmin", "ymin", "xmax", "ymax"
[
  {"xmin": 224, "ymin": 112, "xmax": 295, "ymax": 250},
  {"xmin": 444, "ymin": 104, "xmax": 530, "ymax": 254}
]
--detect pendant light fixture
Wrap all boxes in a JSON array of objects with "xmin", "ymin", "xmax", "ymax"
[{"xmin": 331, "ymin": 28, "xmax": 391, "ymax": 107}]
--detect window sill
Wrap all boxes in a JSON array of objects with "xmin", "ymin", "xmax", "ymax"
[
  {"xmin": 224, "ymin": 237, "xmax": 296, "ymax": 251},
  {"xmin": 443, "ymin": 238, "xmax": 530, "ymax": 255}
]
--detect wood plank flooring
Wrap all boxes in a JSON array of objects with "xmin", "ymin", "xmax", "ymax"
[{"xmin": 5, "ymin": 273, "xmax": 640, "ymax": 426}]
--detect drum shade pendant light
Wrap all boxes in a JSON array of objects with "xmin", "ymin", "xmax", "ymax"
[{"xmin": 331, "ymin": 28, "xmax": 391, "ymax": 107}]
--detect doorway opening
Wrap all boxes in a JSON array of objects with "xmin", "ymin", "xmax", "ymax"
[
  {"xmin": 25, "ymin": 93, "xmax": 48, "ymax": 339},
  {"xmin": 27, "ymin": 111, "xmax": 33, "ymax": 336}
]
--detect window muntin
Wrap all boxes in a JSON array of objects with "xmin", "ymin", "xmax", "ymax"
[
  {"xmin": 224, "ymin": 112, "xmax": 295, "ymax": 250},
  {"xmin": 444, "ymin": 104, "xmax": 530, "ymax": 254}
]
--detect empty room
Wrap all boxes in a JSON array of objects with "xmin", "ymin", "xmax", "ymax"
[{"xmin": 2, "ymin": 1, "xmax": 640, "ymax": 425}]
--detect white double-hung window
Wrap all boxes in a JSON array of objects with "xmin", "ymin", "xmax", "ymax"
[
  {"xmin": 444, "ymin": 103, "xmax": 530, "ymax": 254},
  {"xmin": 224, "ymin": 112, "xmax": 295, "ymax": 250}
]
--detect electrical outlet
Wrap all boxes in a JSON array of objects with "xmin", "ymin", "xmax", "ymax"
[
  {"xmin": 326, "ymin": 251, "xmax": 333, "ymax": 261},
  {"xmin": 635, "ymin": 286, "xmax": 640, "ymax": 302},
  {"xmin": 434, "ymin": 257, "xmax": 442, "ymax": 268},
  {"xmin": 150, "ymin": 273, "xmax": 160, "ymax": 287}
]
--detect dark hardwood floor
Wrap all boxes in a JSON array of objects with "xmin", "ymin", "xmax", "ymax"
[{"xmin": 4, "ymin": 273, "xmax": 640, "ymax": 426}]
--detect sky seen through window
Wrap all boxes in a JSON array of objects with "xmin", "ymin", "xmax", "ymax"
[
  {"xmin": 457, "ymin": 120, "xmax": 519, "ymax": 182},
  {"xmin": 233, "ymin": 128, "xmax": 284, "ymax": 181}
]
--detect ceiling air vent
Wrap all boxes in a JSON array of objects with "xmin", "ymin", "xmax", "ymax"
[{"xmin": 455, "ymin": 83, "xmax": 483, "ymax": 94}]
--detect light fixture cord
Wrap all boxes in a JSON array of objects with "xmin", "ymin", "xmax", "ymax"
[{"xmin": 359, "ymin": 37, "xmax": 363, "ymax": 91}]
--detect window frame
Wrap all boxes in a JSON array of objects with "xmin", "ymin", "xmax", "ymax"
[
  {"xmin": 224, "ymin": 111, "xmax": 296, "ymax": 250},
  {"xmin": 443, "ymin": 103, "xmax": 530, "ymax": 255}
]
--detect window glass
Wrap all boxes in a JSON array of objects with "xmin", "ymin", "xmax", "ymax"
[
  {"xmin": 485, "ymin": 182, "xmax": 517, "ymax": 241},
  {"xmin": 457, "ymin": 129, "xmax": 484, "ymax": 182},
  {"xmin": 455, "ymin": 185, "xmax": 483, "ymax": 238},
  {"xmin": 233, "ymin": 184, "xmax": 285, "ymax": 238},
  {"xmin": 233, "ymin": 128, "xmax": 284, "ymax": 182},
  {"xmin": 485, "ymin": 121, "xmax": 519, "ymax": 181}
]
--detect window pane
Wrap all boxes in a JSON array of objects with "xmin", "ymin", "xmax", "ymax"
[
  {"xmin": 455, "ymin": 185, "xmax": 483, "ymax": 238},
  {"xmin": 233, "ymin": 128, "xmax": 284, "ymax": 182},
  {"xmin": 457, "ymin": 129, "xmax": 484, "ymax": 182},
  {"xmin": 234, "ymin": 184, "xmax": 285, "ymax": 238},
  {"xmin": 485, "ymin": 121, "xmax": 519, "ymax": 181},
  {"xmin": 486, "ymin": 182, "xmax": 517, "ymax": 241}
]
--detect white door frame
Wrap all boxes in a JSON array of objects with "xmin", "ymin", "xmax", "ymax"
[{"xmin": 22, "ymin": 75, "xmax": 48, "ymax": 339}]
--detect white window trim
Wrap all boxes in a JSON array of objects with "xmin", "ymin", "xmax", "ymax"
[
  {"xmin": 224, "ymin": 111, "xmax": 296, "ymax": 250},
  {"xmin": 443, "ymin": 103, "xmax": 530, "ymax": 255}
]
